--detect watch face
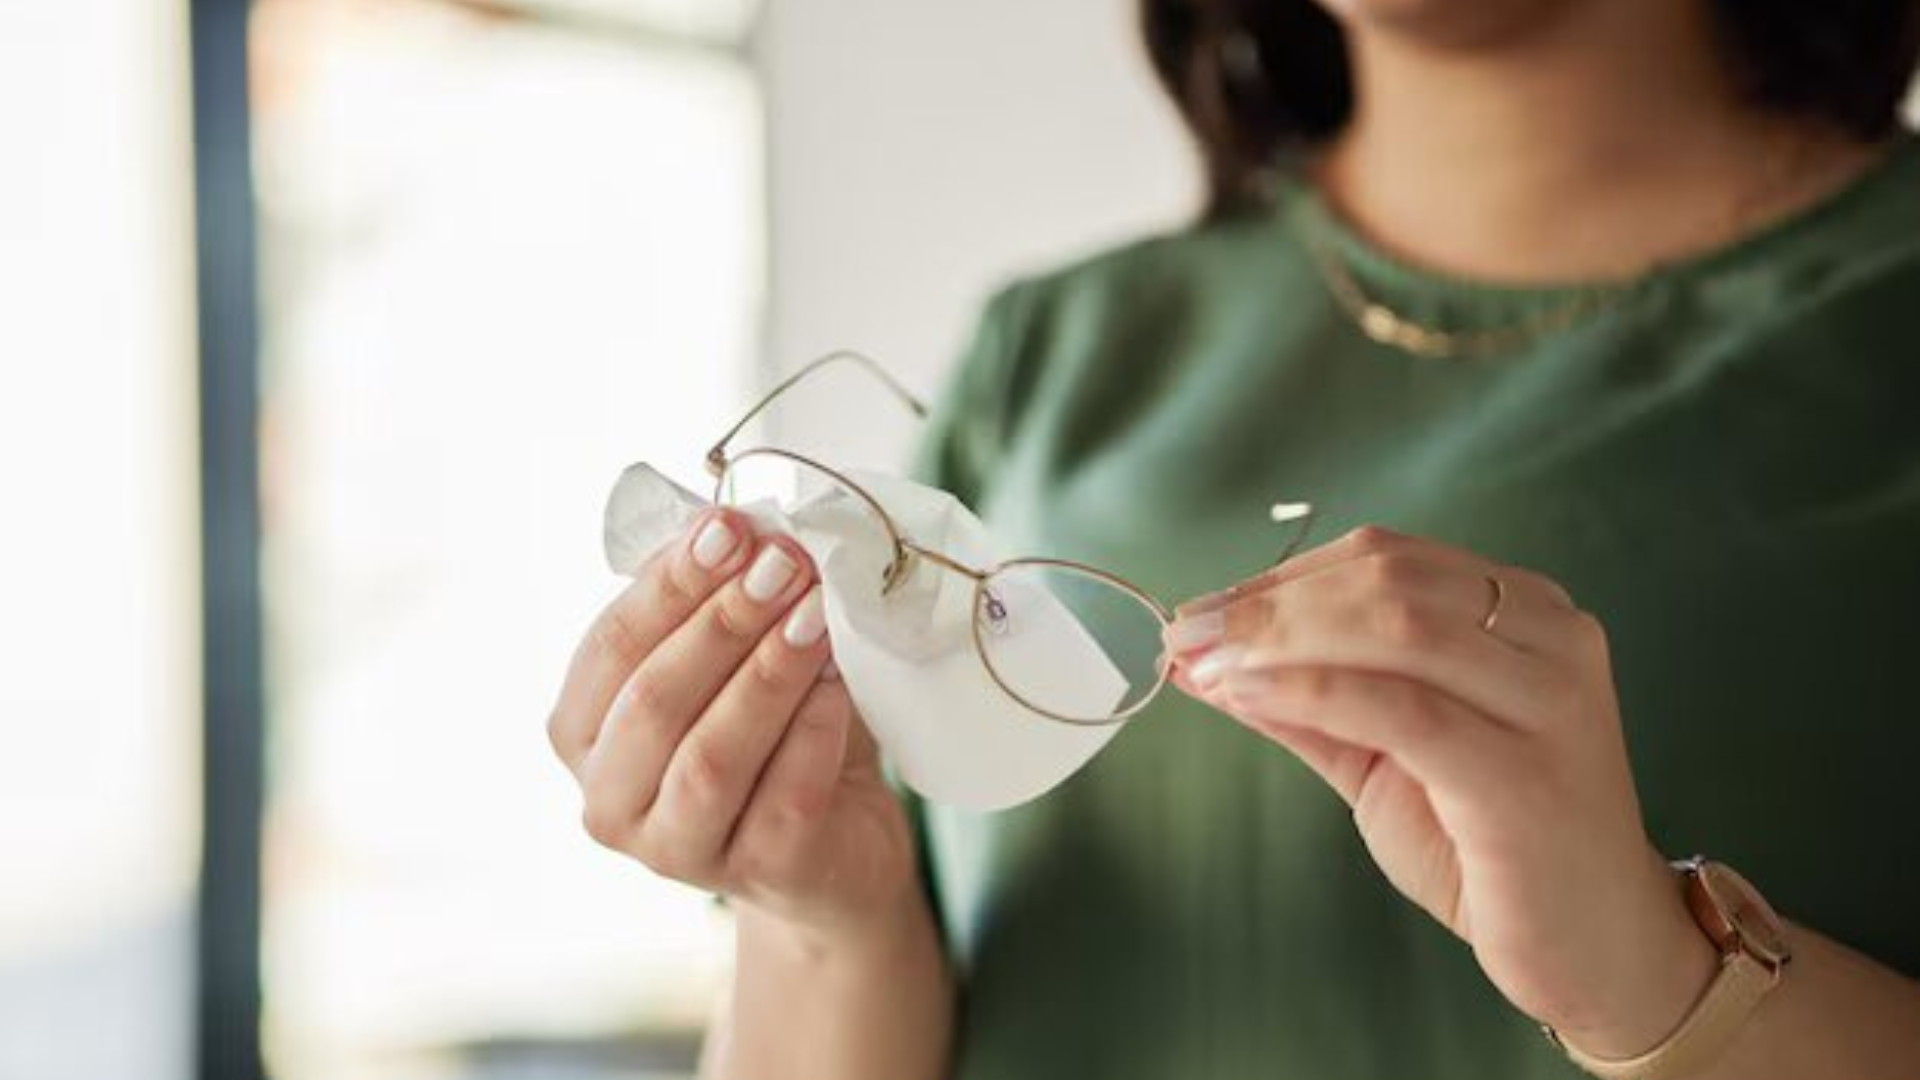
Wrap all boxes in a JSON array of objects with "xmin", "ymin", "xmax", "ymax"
[{"xmin": 1698, "ymin": 863, "xmax": 1792, "ymax": 966}]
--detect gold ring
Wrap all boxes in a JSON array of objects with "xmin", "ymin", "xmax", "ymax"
[{"xmin": 1480, "ymin": 574, "xmax": 1507, "ymax": 635}]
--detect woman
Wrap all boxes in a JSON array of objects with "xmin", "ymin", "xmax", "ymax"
[{"xmin": 547, "ymin": 0, "xmax": 1920, "ymax": 1077}]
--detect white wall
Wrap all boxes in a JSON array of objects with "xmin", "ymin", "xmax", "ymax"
[{"xmin": 754, "ymin": 0, "xmax": 1197, "ymax": 466}]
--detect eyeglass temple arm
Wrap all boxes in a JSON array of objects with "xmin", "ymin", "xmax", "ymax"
[
  {"xmin": 1269, "ymin": 501, "xmax": 1315, "ymax": 565},
  {"xmin": 706, "ymin": 350, "xmax": 929, "ymax": 477}
]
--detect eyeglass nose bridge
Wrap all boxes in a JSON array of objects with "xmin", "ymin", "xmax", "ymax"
[{"xmin": 881, "ymin": 539, "xmax": 988, "ymax": 597}]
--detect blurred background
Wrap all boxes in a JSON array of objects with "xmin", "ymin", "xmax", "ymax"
[{"xmin": 0, "ymin": 1, "xmax": 1192, "ymax": 1078}]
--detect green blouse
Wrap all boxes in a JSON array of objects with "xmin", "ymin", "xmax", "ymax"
[{"xmin": 909, "ymin": 137, "xmax": 1920, "ymax": 1080}]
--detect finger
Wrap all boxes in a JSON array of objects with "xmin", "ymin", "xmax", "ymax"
[
  {"xmin": 579, "ymin": 537, "xmax": 814, "ymax": 850},
  {"xmin": 1165, "ymin": 526, "xmax": 1489, "ymax": 659},
  {"xmin": 549, "ymin": 510, "xmax": 752, "ymax": 775},
  {"xmin": 1272, "ymin": 555, "xmax": 1577, "ymax": 659},
  {"xmin": 1262, "ymin": 719, "xmax": 1382, "ymax": 808},
  {"xmin": 1495, "ymin": 564, "xmax": 1575, "ymax": 611},
  {"xmin": 1175, "ymin": 525, "xmax": 1484, "ymax": 620},
  {"xmin": 1211, "ymin": 665, "xmax": 1516, "ymax": 806},
  {"xmin": 646, "ymin": 586, "xmax": 834, "ymax": 869},
  {"xmin": 726, "ymin": 672, "xmax": 856, "ymax": 888},
  {"xmin": 830, "ymin": 667, "xmax": 887, "ymax": 783},
  {"xmin": 1179, "ymin": 664, "xmax": 1383, "ymax": 805},
  {"xmin": 1469, "ymin": 568, "xmax": 1586, "ymax": 659},
  {"xmin": 1211, "ymin": 551, "xmax": 1565, "ymax": 729}
]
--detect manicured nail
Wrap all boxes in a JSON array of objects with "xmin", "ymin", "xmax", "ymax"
[
  {"xmin": 1187, "ymin": 645, "xmax": 1247, "ymax": 690},
  {"xmin": 691, "ymin": 517, "xmax": 738, "ymax": 569},
  {"xmin": 1214, "ymin": 668, "xmax": 1272, "ymax": 707},
  {"xmin": 1163, "ymin": 609, "xmax": 1226, "ymax": 655},
  {"xmin": 744, "ymin": 545, "xmax": 798, "ymax": 602},
  {"xmin": 783, "ymin": 587, "xmax": 828, "ymax": 647}
]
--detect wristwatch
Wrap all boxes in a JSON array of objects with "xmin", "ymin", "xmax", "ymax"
[{"xmin": 1548, "ymin": 856, "xmax": 1792, "ymax": 1080}]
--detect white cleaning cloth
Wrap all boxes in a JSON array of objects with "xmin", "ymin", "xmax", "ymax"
[{"xmin": 603, "ymin": 463, "xmax": 1129, "ymax": 811}]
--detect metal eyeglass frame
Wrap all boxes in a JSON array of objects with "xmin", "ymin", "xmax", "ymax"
[{"xmin": 704, "ymin": 351, "xmax": 1314, "ymax": 727}]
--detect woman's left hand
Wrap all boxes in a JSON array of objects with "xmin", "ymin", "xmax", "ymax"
[{"xmin": 1163, "ymin": 525, "xmax": 1719, "ymax": 1058}]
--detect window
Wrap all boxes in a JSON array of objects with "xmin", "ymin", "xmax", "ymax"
[
  {"xmin": 250, "ymin": 1, "xmax": 763, "ymax": 1075},
  {"xmin": 0, "ymin": 2, "xmax": 198, "ymax": 1079}
]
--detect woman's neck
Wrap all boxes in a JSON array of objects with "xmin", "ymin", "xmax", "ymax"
[{"xmin": 1314, "ymin": 0, "xmax": 1884, "ymax": 283}]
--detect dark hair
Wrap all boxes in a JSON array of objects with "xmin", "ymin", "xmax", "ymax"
[{"xmin": 1142, "ymin": 0, "xmax": 1920, "ymax": 217}]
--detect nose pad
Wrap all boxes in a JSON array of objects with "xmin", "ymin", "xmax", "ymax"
[{"xmin": 978, "ymin": 586, "xmax": 1011, "ymax": 637}]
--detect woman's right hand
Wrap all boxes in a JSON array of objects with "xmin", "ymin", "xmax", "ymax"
[{"xmin": 547, "ymin": 508, "xmax": 919, "ymax": 942}]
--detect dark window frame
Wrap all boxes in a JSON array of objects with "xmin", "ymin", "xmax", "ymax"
[
  {"xmin": 190, "ymin": 0, "xmax": 267, "ymax": 1077},
  {"xmin": 186, "ymin": 3, "xmax": 752, "ymax": 1077}
]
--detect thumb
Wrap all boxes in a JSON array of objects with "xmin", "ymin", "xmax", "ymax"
[{"xmin": 835, "ymin": 675, "xmax": 886, "ymax": 781}]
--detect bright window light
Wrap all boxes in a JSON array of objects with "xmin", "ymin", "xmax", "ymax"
[
  {"xmin": 0, "ymin": 1, "xmax": 198, "ymax": 1078},
  {"xmin": 251, "ymin": 1, "xmax": 763, "ymax": 1074}
]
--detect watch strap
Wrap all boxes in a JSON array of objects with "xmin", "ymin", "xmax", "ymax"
[{"xmin": 1559, "ymin": 949, "xmax": 1774, "ymax": 1080}]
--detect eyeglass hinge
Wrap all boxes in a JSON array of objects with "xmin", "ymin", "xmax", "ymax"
[{"xmin": 703, "ymin": 446, "xmax": 727, "ymax": 479}]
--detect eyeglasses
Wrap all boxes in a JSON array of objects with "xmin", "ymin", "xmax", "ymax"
[{"xmin": 704, "ymin": 351, "xmax": 1314, "ymax": 727}]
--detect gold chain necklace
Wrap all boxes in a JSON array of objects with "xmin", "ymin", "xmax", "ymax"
[
  {"xmin": 1303, "ymin": 131, "xmax": 1817, "ymax": 361},
  {"xmin": 1308, "ymin": 237, "xmax": 1626, "ymax": 360}
]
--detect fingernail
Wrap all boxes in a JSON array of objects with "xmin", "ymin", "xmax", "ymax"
[
  {"xmin": 691, "ymin": 517, "xmax": 738, "ymax": 569},
  {"xmin": 1187, "ymin": 645, "xmax": 1246, "ymax": 690},
  {"xmin": 1213, "ymin": 667, "xmax": 1268, "ymax": 705},
  {"xmin": 820, "ymin": 658, "xmax": 841, "ymax": 681},
  {"xmin": 744, "ymin": 545, "xmax": 798, "ymax": 602},
  {"xmin": 783, "ymin": 587, "xmax": 828, "ymax": 647},
  {"xmin": 1163, "ymin": 610, "xmax": 1226, "ymax": 655}
]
